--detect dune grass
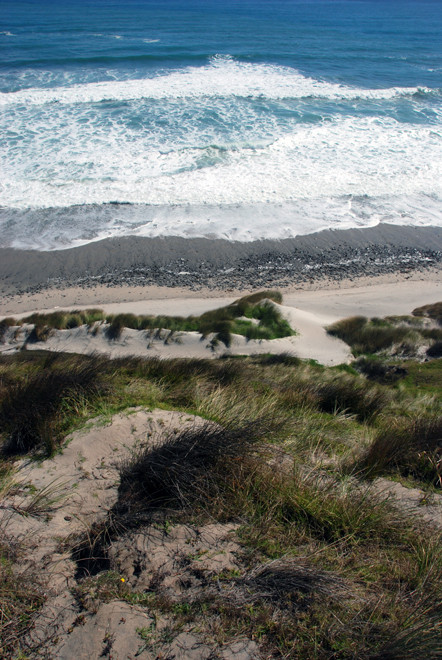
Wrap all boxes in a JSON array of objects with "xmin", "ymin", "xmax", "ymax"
[
  {"xmin": 1, "ymin": 346, "xmax": 441, "ymax": 658},
  {"xmin": 328, "ymin": 307, "xmax": 442, "ymax": 361},
  {"xmin": 349, "ymin": 414, "xmax": 442, "ymax": 486},
  {"xmin": 413, "ymin": 301, "xmax": 442, "ymax": 325},
  {"xmin": 0, "ymin": 537, "xmax": 46, "ymax": 658},
  {"xmin": 0, "ymin": 353, "xmax": 112, "ymax": 455},
  {"xmin": 3, "ymin": 291, "xmax": 293, "ymax": 347},
  {"xmin": 104, "ymin": 290, "xmax": 292, "ymax": 345},
  {"xmin": 327, "ymin": 315, "xmax": 418, "ymax": 355}
]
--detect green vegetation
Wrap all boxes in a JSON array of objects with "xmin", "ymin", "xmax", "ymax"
[
  {"xmin": 1, "ymin": 291, "xmax": 293, "ymax": 348},
  {"xmin": 350, "ymin": 414, "xmax": 442, "ymax": 486},
  {"xmin": 23, "ymin": 308, "xmax": 106, "ymax": 330},
  {"xmin": 413, "ymin": 301, "xmax": 442, "ymax": 325},
  {"xmin": 327, "ymin": 306, "xmax": 442, "ymax": 358},
  {"xmin": 98, "ymin": 290, "xmax": 292, "ymax": 346},
  {"xmin": 0, "ymin": 539, "xmax": 45, "ymax": 658},
  {"xmin": 1, "ymin": 301, "xmax": 441, "ymax": 657}
]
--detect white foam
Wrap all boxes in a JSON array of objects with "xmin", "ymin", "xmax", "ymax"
[
  {"xmin": 2, "ymin": 115, "xmax": 441, "ymax": 209},
  {"xmin": 0, "ymin": 57, "xmax": 432, "ymax": 107},
  {"xmin": 1, "ymin": 56, "xmax": 441, "ymax": 248}
]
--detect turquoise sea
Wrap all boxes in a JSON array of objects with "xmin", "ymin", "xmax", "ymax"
[{"xmin": 1, "ymin": 0, "xmax": 441, "ymax": 249}]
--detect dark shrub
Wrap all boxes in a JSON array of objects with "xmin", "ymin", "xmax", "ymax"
[{"xmin": 427, "ymin": 341, "xmax": 442, "ymax": 359}]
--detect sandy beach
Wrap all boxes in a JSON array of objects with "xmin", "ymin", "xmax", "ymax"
[
  {"xmin": 1, "ymin": 224, "xmax": 440, "ymax": 365},
  {"xmin": 1, "ymin": 224, "xmax": 441, "ymax": 298},
  {"xmin": 1, "ymin": 269, "xmax": 440, "ymax": 367}
]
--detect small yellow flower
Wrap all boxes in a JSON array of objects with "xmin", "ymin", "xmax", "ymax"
[{"xmin": 120, "ymin": 578, "xmax": 125, "ymax": 582}]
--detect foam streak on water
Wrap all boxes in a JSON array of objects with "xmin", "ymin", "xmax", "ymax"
[{"xmin": 1, "ymin": 0, "xmax": 441, "ymax": 250}]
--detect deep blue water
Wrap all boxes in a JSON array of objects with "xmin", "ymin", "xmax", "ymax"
[{"xmin": 1, "ymin": 0, "xmax": 441, "ymax": 249}]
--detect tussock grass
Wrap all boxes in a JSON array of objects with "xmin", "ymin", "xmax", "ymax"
[
  {"xmin": 350, "ymin": 415, "xmax": 442, "ymax": 486},
  {"xmin": 23, "ymin": 308, "xmax": 105, "ymax": 330},
  {"xmin": 26, "ymin": 324, "xmax": 54, "ymax": 344},
  {"xmin": 413, "ymin": 301, "xmax": 442, "ymax": 325},
  {"xmin": 280, "ymin": 367, "xmax": 390, "ymax": 422},
  {"xmin": 327, "ymin": 316, "xmax": 415, "ymax": 355},
  {"xmin": 0, "ymin": 309, "xmax": 106, "ymax": 344},
  {"xmin": 0, "ymin": 354, "xmax": 112, "ymax": 455},
  {"xmin": 241, "ymin": 557, "xmax": 351, "ymax": 604},
  {"xmin": 354, "ymin": 356, "xmax": 408, "ymax": 384},
  {"xmin": 253, "ymin": 352, "xmax": 301, "ymax": 366},
  {"xmin": 328, "ymin": 306, "xmax": 442, "ymax": 359},
  {"xmin": 117, "ymin": 418, "xmax": 276, "ymax": 520}
]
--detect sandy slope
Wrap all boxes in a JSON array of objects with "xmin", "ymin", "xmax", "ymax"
[{"xmin": 1, "ymin": 298, "xmax": 352, "ymax": 365}]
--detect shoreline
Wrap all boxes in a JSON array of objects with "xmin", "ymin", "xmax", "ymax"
[
  {"xmin": 1, "ymin": 224, "xmax": 441, "ymax": 366},
  {"xmin": 0, "ymin": 224, "xmax": 440, "ymax": 302}
]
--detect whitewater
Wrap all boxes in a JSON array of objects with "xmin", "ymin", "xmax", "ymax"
[{"xmin": 1, "ymin": 0, "xmax": 441, "ymax": 250}]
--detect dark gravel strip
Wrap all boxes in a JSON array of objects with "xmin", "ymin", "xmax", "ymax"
[{"xmin": 1, "ymin": 224, "xmax": 441, "ymax": 296}]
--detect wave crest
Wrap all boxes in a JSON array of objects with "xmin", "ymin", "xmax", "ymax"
[{"xmin": 0, "ymin": 57, "xmax": 435, "ymax": 107}]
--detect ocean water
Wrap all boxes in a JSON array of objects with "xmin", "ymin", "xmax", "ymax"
[{"xmin": 1, "ymin": 0, "xmax": 441, "ymax": 250}]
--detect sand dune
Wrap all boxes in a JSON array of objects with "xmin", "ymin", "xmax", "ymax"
[{"xmin": 3, "ymin": 276, "xmax": 441, "ymax": 365}]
